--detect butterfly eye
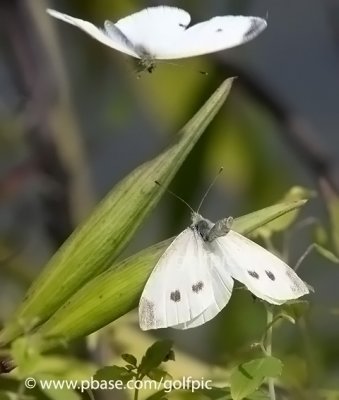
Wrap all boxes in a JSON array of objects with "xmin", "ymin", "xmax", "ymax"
[
  {"xmin": 248, "ymin": 270, "xmax": 260, "ymax": 279},
  {"xmin": 192, "ymin": 281, "xmax": 204, "ymax": 293},
  {"xmin": 170, "ymin": 290, "xmax": 181, "ymax": 302},
  {"xmin": 265, "ymin": 270, "xmax": 275, "ymax": 281}
]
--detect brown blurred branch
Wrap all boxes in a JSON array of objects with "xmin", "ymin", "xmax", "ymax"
[
  {"xmin": 215, "ymin": 59, "xmax": 339, "ymax": 195},
  {"xmin": 0, "ymin": 0, "xmax": 94, "ymax": 247}
]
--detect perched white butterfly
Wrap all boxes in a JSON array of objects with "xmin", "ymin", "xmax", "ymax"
[
  {"xmin": 139, "ymin": 212, "xmax": 310, "ymax": 330},
  {"xmin": 46, "ymin": 6, "xmax": 267, "ymax": 72}
]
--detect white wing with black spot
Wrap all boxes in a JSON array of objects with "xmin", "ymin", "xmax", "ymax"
[
  {"xmin": 173, "ymin": 240, "xmax": 234, "ymax": 329},
  {"xmin": 215, "ymin": 230, "xmax": 309, "ymax": 303},
  {"xmin": 151, "ymin": 16, "xmax": 267, "ymax": 60},
  {"xmin": 139, "ymin": 228, "xmax": 215, "ymax": 330},
  {"xmin": 47, "ymin": 7, "xmax": 266, "ymax": 62}
]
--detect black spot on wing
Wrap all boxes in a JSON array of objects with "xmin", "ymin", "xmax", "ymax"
[
  {"xmin": 244, "ymin": 18, "xmax": 264, "ymax": 40},
  {"xmin": 216, "ymin": 28, "xmax": 223, "ymax": 32},
  {"xmin": 265, "ymin": 270, "xmax": 275, "ymax": 281},
  {"xmin": 192, "ymin": 281, "xmax": 204, "ymax": 293},
  {"xmin": 248, "ymin": 270, "xmax": 259, "ymax": 279},
  {"xmin": 170, "ymin": 290, "xmax": 181, "ymax": 302}
]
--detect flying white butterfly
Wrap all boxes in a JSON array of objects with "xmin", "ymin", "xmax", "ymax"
[
  {"xmin": 139, "ymin": 212, "xmax": 310, "ymax": 330},
  {"xmin": 46, "ymin": 6, "xmax": 267, "ymax": 72}
]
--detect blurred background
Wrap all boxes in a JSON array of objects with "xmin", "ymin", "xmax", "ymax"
[{"xmin": 1, "ymin": 0, "xmax": 339, "ymax": 397}]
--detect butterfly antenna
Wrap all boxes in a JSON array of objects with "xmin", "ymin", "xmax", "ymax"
[
  {"xmin": 196, "ymin": 167, "xmax": 224, "ymax": 213},
  {"xmin": 155, "ymin": 181, "xmax": 195, "ymax": 213}
]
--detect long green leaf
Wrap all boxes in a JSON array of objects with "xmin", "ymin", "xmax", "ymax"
[
  {"xmin": 0, "ymin": 78, "xmax": 234, "ymax": 347},
  {"xmin": 32, "ymin": 200, "xmax": 306, "ymax": 352}
]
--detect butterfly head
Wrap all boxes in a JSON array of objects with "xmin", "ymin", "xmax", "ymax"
[
  {"xmin": 191, "ymin": 212, "xmax": 214, "ymax": 241},
  {"xmin": 134, "ymin": 45, "xmax": 156, "ymax": 73},
  {"xmin": 191, "ymin": 213, "xmax": 233, "ymax": 242},
  {"xmin": 139, "ymin": 56, "xmax": 156, "ymax": 73}
]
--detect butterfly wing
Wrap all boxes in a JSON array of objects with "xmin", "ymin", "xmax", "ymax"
[
  {"xmin": 173, "ymin": 241, "xmax": 234, "ymax": 329},
  {"xmin": 46, "ymin": 9, "xmax": 139, "ymax": 58},
  {"xmin": 139, "ymin": 228, "xmax": 215, "ymax": 330},
  {"xmin": 115, "ymin": 6, "xmax": 190, "ymax": 57},
  {"xmin": 215, "ymin": 230, "xmax": 309, "ymax": 303},
  {"xmin": 155, "ymin": 16, "xmax": 266, "ymax": 60}
]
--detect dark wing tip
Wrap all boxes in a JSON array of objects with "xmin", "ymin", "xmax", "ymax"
[{"xmin": 244, "ymin": 17, "xmax": 267, "ymax": 41}]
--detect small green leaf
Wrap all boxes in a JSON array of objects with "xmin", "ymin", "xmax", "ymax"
[
  {"xmin": 139, "ymin": 340, "xmax": 173, "ymax": 376},
  {"xmin": 94, "ymin": 365, "xmax": 135, "ymax": 384},
  {"xmin": 121, "ymin": 353, "xmax": 137, "ymax": 366},
  {"xmin": 230, "ymin": 357, "xmax": 283, "ymax": 400},
  {"xmin": 314, "ymin": 243, "xmax": 339, "ymax": 264},
  {"xmin": 147, "ymin": 368, "xmax": 172, "ymax": 382}
]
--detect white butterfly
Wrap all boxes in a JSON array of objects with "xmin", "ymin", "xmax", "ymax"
[
  {"xmin": 139, "ymin": 212, "xmax": 310, "ymax": 330},
  {"xmin": 46, "ymin": 6, "xmax": 267, "ymax": 72}
]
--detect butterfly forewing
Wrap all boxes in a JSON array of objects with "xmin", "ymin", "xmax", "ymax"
[
  {"xmin": 174, "ymin": 240, "xmax": 234, "ymax": 329},
  {"xmin": 139, "ymin": 228, "xmax": 215, "ymax": 330},
  {"xmin": 46, "ymin": 9, "xmax": 138, "ymax": 57},
  {"xmin": 152, "ymin": 16, "xmax": 267, "ymax": 60},
  {"xmin": 216, "ymin": 230, "xmax": 309, "ymax": 303}
]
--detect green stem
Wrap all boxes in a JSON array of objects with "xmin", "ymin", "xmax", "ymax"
[
  {"xmin": 266, "ymin": 306, "xmax": 276, "ymax": 400},
  {"xmin": 85, "ymin": 389, "xmax": 96, "ymax": 400},
  {"xmin": 294, "ymin": 243, "xmax": 315, "ymax": 271},
  {"xmin": 134, "ymin": 376, "xmax": 140, "ymax": 400}
]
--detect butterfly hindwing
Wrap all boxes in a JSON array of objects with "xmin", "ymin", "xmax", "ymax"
[
  {"xmin": 216, "ymin": 230, "xmax": 309, "ymax": 303},
  {"xmin": 139, "ymin": 228, "xmax": 215, "ymax": 330}
]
